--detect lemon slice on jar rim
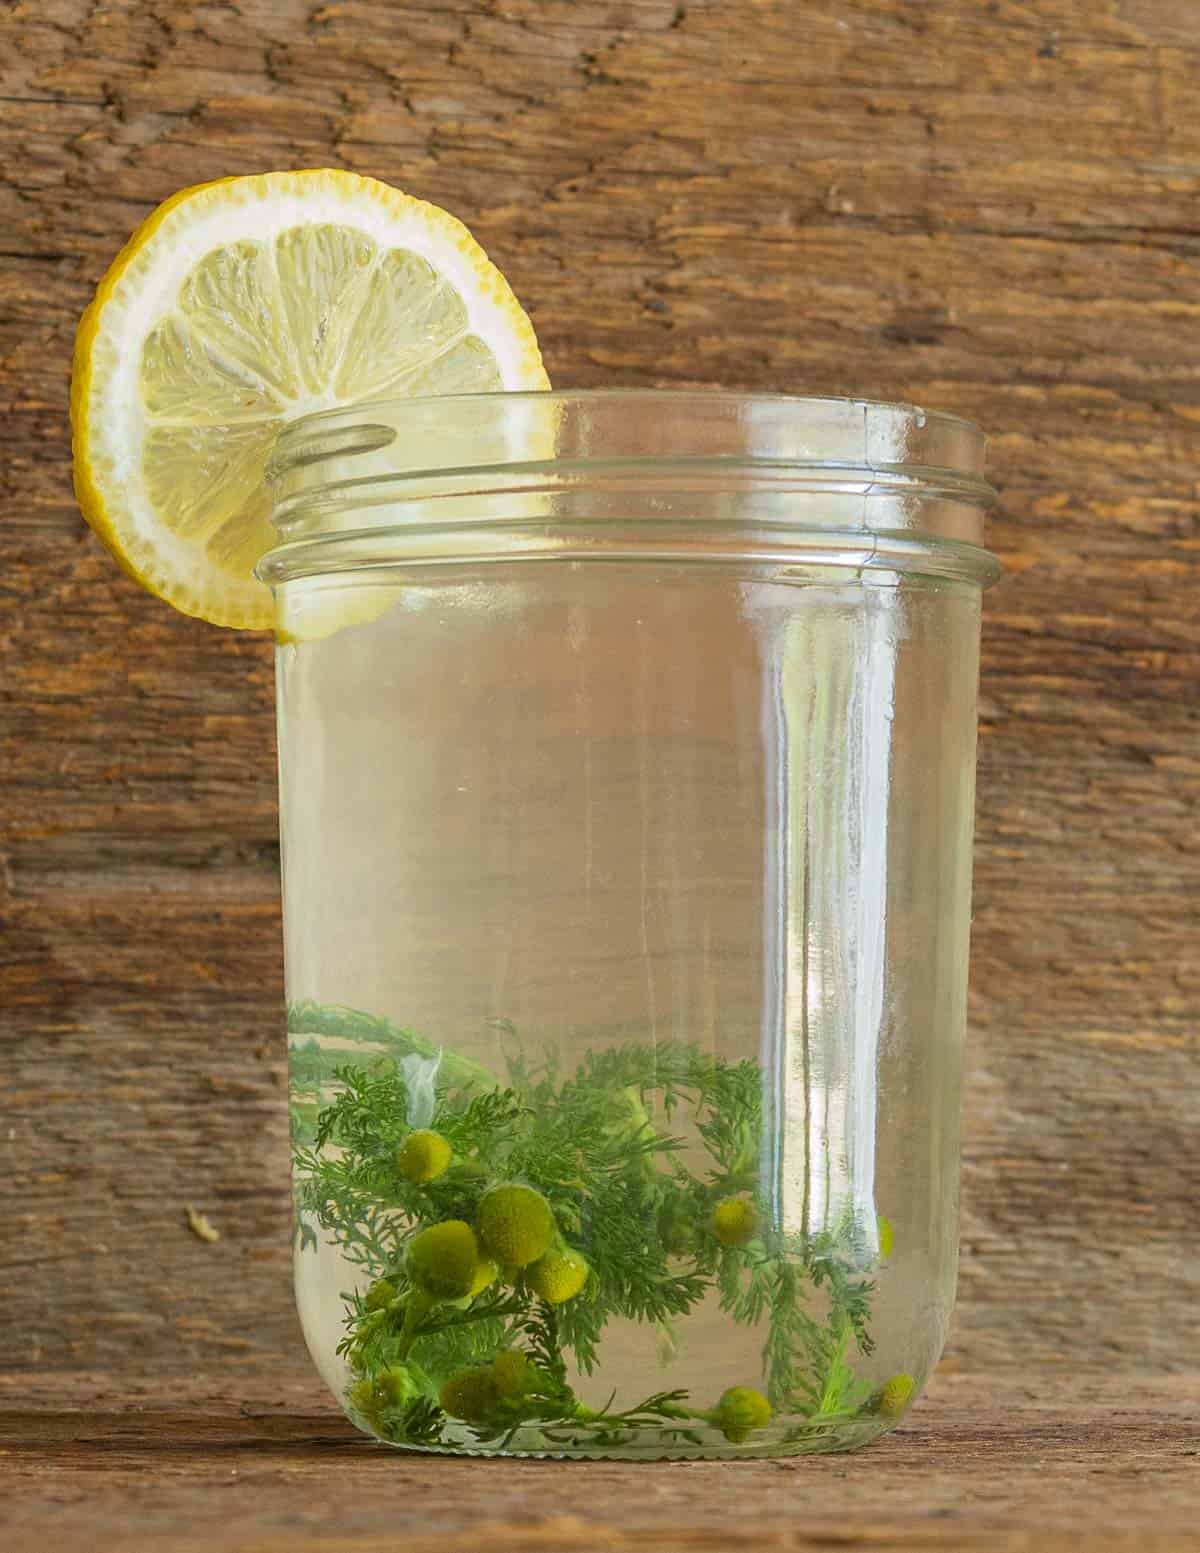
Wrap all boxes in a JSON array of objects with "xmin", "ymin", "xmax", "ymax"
[{"xmin": 70, "ymin": 169, "xmax": 550, "ymax": 632}]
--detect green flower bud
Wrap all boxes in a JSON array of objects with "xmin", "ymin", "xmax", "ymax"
[
  {"xmin": 712, "ymin": 1385, "xmax": 772, "ymax": 1443},
  {"xmin": 346, "ymin": 1377, "xmax": 378, "ymax": 1423},
  {"xmin": 877, "ymin": 1372, "xmax": 915, "ymax": 1419},
  {"xmin": 373, "ymin": 1362, "xmax": 419, "ymax": 1411},
  {"xmin": 658, "ymin": 1204, "xmax": 700, "ymax": 1256},
  {"xmin": 358, "ymin": 1306, "xmax": 389, "ymax": 1336},
  {"xmin": 346, "ymin": 1363, "xmax": 418, "ymax": 1426},
  {"xmin": 710, "ymin": 1196, "xmax": 757, "ymax": 1248},
  {"xmin": 439, "ymin": 1367, "xmax": 500, "ymax": 1425},
  {"xmin": 363, "ymin": 1277, "xmax": 397, "ymax": 1313},
  {"xmin": 477, "ymin": 1183, "xmax": 555, "ymax": 1268},
  {"xmin": 490, "ymin": 1350, "xmax": 531, "ymax": 1399},
  {"xmin": 394, "ymin": 1129, "xmax": 452, "ymax": 1184},
  {"xmin": 407, "ymin": 1219, "xmax": 483, "ymax": 1299},
  {"xmin": 444, "ymin": 1255, "xmax": 499, "ymax": 1309},
  {"xmin": 468, "ymin": 1257, "xmax": 498, "ymax": 1297},
  {"xmin": 526, "ymin": 1246, "xmax": 589, "ymax": 1305}
]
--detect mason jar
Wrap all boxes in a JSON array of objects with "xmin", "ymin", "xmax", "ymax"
[{"xmin": 259, "ymin": 391, "xmax": 999, "ymax": 1458}]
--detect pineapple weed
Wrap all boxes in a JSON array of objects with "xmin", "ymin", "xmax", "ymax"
[{"xmin": 290, "ymin": 1001, "xmax": 911, "ymax": 1454}]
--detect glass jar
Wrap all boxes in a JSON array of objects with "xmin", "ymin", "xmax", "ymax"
[{"xmin": 259, "ymin": 391, "xmax": 999, "ymax": 1459}]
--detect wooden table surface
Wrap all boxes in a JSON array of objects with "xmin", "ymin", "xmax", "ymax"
[
  {"xmin": 2, "ymin": 0, "xmax": 1198, "ymax": 1547},
  {"xmin": 3, "ymin": 1370, "xmax": 1197, "ymax": 1552}
]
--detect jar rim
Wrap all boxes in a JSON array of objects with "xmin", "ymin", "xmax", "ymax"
[
  {"xmin": 272, "ymin": 386, "xmax": 988, "ymax": 444},
  {"xmin": 267, "ymin": 387, "xmax": 990, "ymax": 484},
  {"xmin": 260, "ymin": 388, "xmax": 1000, "ymax": 588}
]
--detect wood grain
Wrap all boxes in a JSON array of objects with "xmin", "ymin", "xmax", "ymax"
[
  {"xmin": 1, "ymin": 0, "xmax": 1197, "ymax": 1416},
  {"xmin": 1, "ymin": 1372, "xmax": 1197, "ymax": 1552}
]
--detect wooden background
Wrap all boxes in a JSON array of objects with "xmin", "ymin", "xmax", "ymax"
[{"xmin": 1, "ymin": 0, "xmax": 1198, "ymax": 1542}]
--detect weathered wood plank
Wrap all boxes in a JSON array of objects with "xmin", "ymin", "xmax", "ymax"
[{"xmin": 0, "ymin": 1374, "xmax": 1196, "ymax": 1552}]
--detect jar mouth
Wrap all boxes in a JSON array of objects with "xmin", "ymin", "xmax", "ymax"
[{"xmin": 259, "ymin": 389, "xmax": 1000, "ymax": 587}]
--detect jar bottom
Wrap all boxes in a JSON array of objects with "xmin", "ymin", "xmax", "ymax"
[{"xmin": 350, "ymin": 1415, "xmax": 894, "ymax": 1460}]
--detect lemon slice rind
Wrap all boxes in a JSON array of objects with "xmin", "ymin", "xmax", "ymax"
[{"xmin": 71, "ymin": 170, "xmax": 549, "ymax": 630}]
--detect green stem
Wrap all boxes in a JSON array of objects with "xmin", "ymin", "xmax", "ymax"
[
  {"xmin": 817, "ymin": 1317, "xmax": 850, "ymax": 1414},
  {"xmin": 573, "ymin": 1399, "xmax": 699, "ymax": 1428},
  {"xmin": 288, "ymin": 1000, "xmax": 497, "ymax": 1093},
  {"xmin": 395, "ymin": 1290, "xmax": 435, "ymax": 1361}
]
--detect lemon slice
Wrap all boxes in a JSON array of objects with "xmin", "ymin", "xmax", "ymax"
[{"xmin": 71, "ymin": 170, "xmax": 550, "ymax": 629}]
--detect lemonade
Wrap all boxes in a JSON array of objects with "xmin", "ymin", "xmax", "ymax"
[{"xmin": 267, "ymin": 484, "xmax": 989, "ymax": 1455}]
